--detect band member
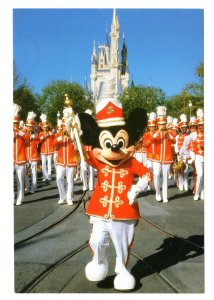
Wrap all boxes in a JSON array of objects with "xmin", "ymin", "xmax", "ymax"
[
  {"xmin": 24, "ymin": 112, "xmax": 40, "ymax": 193},
  {"xmin": 53, "ymin": 119, "xmax": 63, "ymax": 170},
  {"xmin": 13, "ymin": 104, "xmax": 29, "ymax": 205},
  {"xmin": 187, "ymin": 116, "xmax": 197, "ymax": 191},
  {"xmin": 143, "ymin": 112, "xmax": 157, "ymax": 190},
  {"xmin": 39, "ymin": 114, "xmax": 54, "ymax": 183},
  {"xmin": 151, "ymin": 106, "xmax": 175, "ymax": 203},
  {"xmin": 181, "ymin": 109, "xmax": 204, "ymax": 200},
  {"xmin": 52, "ymin": 117, "xmax": 78, "ymax": 205},
  {"xmin": 174, "ymin": 114, "xmax": 190, "ymax": 191}
]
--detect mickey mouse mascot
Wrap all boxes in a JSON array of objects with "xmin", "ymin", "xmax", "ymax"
[{"xmin": 78, "ymin": 80, "xmax": 153, "ymax": 291}]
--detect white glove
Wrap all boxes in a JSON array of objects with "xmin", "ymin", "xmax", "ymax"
[
  {"xmin": 153, "ymin": 132, "xmax": 158, "ymax": 139},
  {"xmin": 31, "ymin": 134, "xmax": 35, "ymax": 139},
  {"xmin": 57, "ymin": 136, "xmax": 62, "ymax": 142},
  {"xmin": 18, "ymin": 131, "xmax": 25, "ymax": 137},
  {"xmin": 127, "ymin": 185, "xmax": 141, "ymax": 205}
]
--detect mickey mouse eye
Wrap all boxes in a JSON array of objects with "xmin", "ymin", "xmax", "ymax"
[
  {"xmin": 117, "ymin": 138, "xmax": 125, "ymax": 149},
  {"xmin": 104, "ymin": 139, "xmax": 113, "ymax": 149}
]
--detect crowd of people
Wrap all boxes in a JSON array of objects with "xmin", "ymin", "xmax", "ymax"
[{"xmin": 13, "ymin": 103, "xmax": 204, "ymax": 206}]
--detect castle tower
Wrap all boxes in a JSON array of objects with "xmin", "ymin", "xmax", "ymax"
[{"xmin": 90, "ymin": 9, "xmax": 130, "ymax": 102}]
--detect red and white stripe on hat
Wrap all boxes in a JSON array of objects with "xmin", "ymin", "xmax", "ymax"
[{"xmin": 96, "ymin": 98, "xmax": 126, "ymax": 127}]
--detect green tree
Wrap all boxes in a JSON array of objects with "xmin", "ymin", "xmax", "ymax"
[
  {"xmin": 37, "ymin": 80, "xmax": 94, "ymax": 127},
  {"xmin": 119, "ymin": 85, "xmax": 165, "ymax": 117},
  {"xmin": 13, "ymin": 84, "xmax": 39, "ymax": 122}
]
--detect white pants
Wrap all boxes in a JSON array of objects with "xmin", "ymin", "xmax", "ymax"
[
  {"xmin": 89, "ymin": 217, "xmax": 136, "ymax": 274},
  {"xmin": 153, "ymin": 162, "xmax": 171, "ymax": 200},
  {"xmin": 25, "ymin": 161, "xmax": 38, "ymax": 192},
  {"xmin": 195, "ymin": 157, "xmax": 204, "ymax": 198},
  {"xmin": 14, "ymin": 164, "xmax": 25, "ymax": 204},
  {"xmin": 82, "ymin": 163, "xmax": 94, "ymax": 190},
  {"xmin": 56, "ymin": 165, "xmax": 75, "ymax": 201},
  {"xmin": 134, "ymin": 152, "xmax": 147, "ymax": 165},
  {"xmin": 41, "ymin": 154, "xmax": 52, "ymax": 180},
  {"xmin": 53, "ymin": 152, "xmax": 58, "ymax": 170},
  {"xmin": 177, "ymin": 163, "xmax": 189, "ymax": 190}
]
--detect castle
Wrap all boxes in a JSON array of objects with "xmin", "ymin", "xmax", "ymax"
[{"xmin": 90, "ymin": 9, "xmax": 130, "ymax": 102}]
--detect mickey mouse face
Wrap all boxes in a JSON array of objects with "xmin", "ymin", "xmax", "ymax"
[{"xmin": 92, "ymin": 128, "xmax": 135, "ymax": 167}]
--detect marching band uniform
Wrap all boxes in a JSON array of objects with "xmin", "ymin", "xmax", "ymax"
[
  {"xmin": 24, "ymin": 112, "xmax": 40, "ymax": 193},
  {"xmin": 174, "ymin": 114, "xmax": 190, "ymax": 191},
  {"xmin": 39, "ymin": 114, "xmax": 54, "ymax": 182},
  {"xmin": 53, "ymin": 119, "xmax": 63, "ymax": 170},
  {"xmin": 83, "ymin": 96, "xmax": 153, "ymax": 290},
  {"xmin": 143, "ymin": 112, "xmax": 157, "ymax": 190},
  {"xmin": 13, "ymin": 104, "xmax": 29, "ymax": 205},
  {"xmin": 81, "ymin": 109, "xmax": 95, "ymax": 191},
  {"xmin": 151, "ymin": 106, "xmax": 175, "ymax": 203},
  {"xmin": 187, "ymin": 117, "xmax": 197, "ymax": 191},
  {"xmin": 182, "ymin": 109, "xmax": 204, "ymax": 200},
  {"xmin": 52, "ymin": 118, "xmax": 77, "ymax": 205}
]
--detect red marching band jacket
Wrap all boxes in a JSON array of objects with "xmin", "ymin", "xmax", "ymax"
[
  {"xmin": 146, "ymin": 130, "xmax": 175, "ymax": 164},
  {"xmin": 39, "ymin": 132, "xmax": 54, "ymax": 155},
  {"xmin": 143, "ymin": 131, "xmax": 155, "ymax": 161},
  {"xmin": 85, "ymin": 151, "xmax": 153, "ymax": 220},
  {"xmin": 192, "ymin": 131, "xmax": 204, "ymax": 156},
  {"xmin": 175, "ymin": 133, "xmax": 189, "ymax": 152},
  {"xmin": 52, "ymin": 133, "xmax": 77, "ymax": 167},
  {"xmin": 13, "ymin": 131, "xmax": 29, "ymax": 165},
  {"xmin": 25, "ymin": 133, "xmax": 40, "ymax": 162}
]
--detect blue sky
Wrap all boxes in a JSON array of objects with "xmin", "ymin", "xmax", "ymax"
[{"xmin": 13, "ymin": 8, "xmax": 203, "ymax": 97}]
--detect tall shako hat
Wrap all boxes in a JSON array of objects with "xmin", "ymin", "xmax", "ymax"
[
  {"xmin": 189, "ymin": 116, "xmax": 197, "ymax": 127},
  {"xmin": 167, "ymin": 115, "xmax": 173, "ymax": 128},
  {"xmin": 147, "ymin": 112, "xmax": 157, "ymax": 127},
  {"xmin": 172, "ymin": 118, "xmax": 179, "ymax": 130},
  {"xmin": 26, "ymin": 111, "xmax": 36, "ymax": 127},
  {"xmin": 13, "ymin": 103, "xmax": 21, "ymax": 123},
  {"xmin": 57, "ymin": 119, "xmax": 63, "ymax": 128},
  {"xmin": 96, "ymin": 76, "xmax": 125, "ymax": 128},
  {"xmin": 156, "ymin": 106, "xmax": 167, "ymax": 124},
  {"xmin": 40, "ymin": 113, "xmax": 49, "ymax": 128},
  {"xmin": 178, "ymin": 114, "xmax": 188, "ymax": 128},
  {"xmin": 196, "ymin": 108, "xmax": 204, "ymax": 125}
]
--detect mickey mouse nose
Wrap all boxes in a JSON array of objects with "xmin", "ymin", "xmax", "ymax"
[{"xmin": 111, "ymin": 144, "xmax": 120, "ymax": 152}]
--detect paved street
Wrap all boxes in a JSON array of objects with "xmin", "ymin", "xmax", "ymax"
[{"xmin": 14, "ymin": 171, "xmax": 204, "ymax": 293}]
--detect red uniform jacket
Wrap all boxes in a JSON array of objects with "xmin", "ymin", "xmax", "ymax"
[
  {"xmin": 39, "ymin": 132, "xmax": 54, "ymax": 155},
  {"xmin": 143, "ymin": 132, "xmax": 155, "ymax": 161},
  {"xmin": 25, "ymin": 134, "xmax": 40, "ymax": 162},
  {"xmin": 13, "ymin": 131, "xmax": 29, "ymax": 165},
  {"xmin": 175, "ymin": 133, "xmax": 189, "ymax": 152},
  {"xmin": 52, "ymin": 133, "xmax": 77, "ymax": 167},
  {"xmin": 151, "ymin": 130, "xmax": 175, "ymax": 164},
  {"xmin": 86, "ymin": 152, "xmax": 153, "ymax": 220},
  {"xmin": 192, "ymin": 131, "xmax": 204, "ymax": 156}
]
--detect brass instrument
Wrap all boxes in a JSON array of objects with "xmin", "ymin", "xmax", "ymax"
[
  {"xmin": 172, "ymin": 155, "xmax": 186, "ymax": 175},
  {"xmin": 64, "ymin": 93, "xmax": 89, "ymax": 162},
  {"xmin": 135, "ymin": 137, "xmax": 144, "ymax": 150}
]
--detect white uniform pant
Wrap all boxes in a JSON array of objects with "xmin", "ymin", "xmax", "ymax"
[
  {"xmin": 56, "ymin": 165, "xmax": 75, "ymax": 201},
  {"xmin": 41, "ymin": 154, "xmax": 52, "ymax": 180},
  {"xmin": 89, "ymin": 217, "xmax": 136, "ymax": 274},
  {"xmin": 153, "ymin": 162, "xmax": 171, "ymax": 200},
  {"xmin": 53, "ymin": 152, "xmax": 58, "ymax": 170},
  {"xmin": 195, "ymin": 157, "xmax": 204, "ymax": 198},
  {"xmin": 82, "ymin": 163, "xmax": 94, "ymax": 190},
  {"xmin": 134, "ymin": 152, "xmax": 147, "ymax": 165},
  {"xmin": 25, "ymin": 161, "xmax": 38, "ymax": 192},
  {"xmin": 14, "ymin": 164, "xmax": 25, "ymax": 204}
]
